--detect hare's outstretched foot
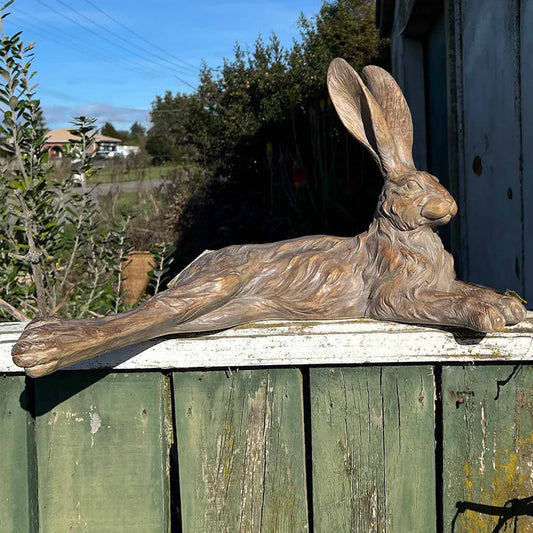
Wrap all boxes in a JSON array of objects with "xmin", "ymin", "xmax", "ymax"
[
  {"xmin": 12, "ymin": 299, "xmax": 189, "ymax": 377},
  {"xmin": 465, "ymin": 301, "xmax": 506, "ymax": 333},
  {"xmin": 465, "ymin": 293, "xmax": 526, "ymax": 328},
  {"xmin": 369, "ymin": 292, "xmax": 510, "ymax": 333},
  {"xmin": 452, "ymin": 281, "xmax": 526, "ymax": 326},
  {"xmin": 12, "ymin": 318, "xmax": 65, "ymax": 377},
  {"xmin": 498, "ymin": 295, "xmax": 526, "ymax": 325},
  {"xmin": 12, "ymin": 316, "xmax": 121, "ymax": 377}
]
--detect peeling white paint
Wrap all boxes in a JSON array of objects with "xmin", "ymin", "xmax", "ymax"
[
  {"xmin": 492, "ymin": 429, "xmax": 497, "ymax": 471},
  {"xmin": 64, "ymin": 410, "xmax": 84, "ymax": 422},
  {"xmin": 480, "ymin": 402, "xmax": 486, "ymax": 475},
  {"xmin": 89, "ymin": 412, "xmax": 101, "ymax": 435},
  {"xmin": 370, "ymin": 487, "xmax": 378, "ymax": 532},
  {"xmin": 238, "ymin": 380, "xmax": 271, "ymax": 533},
  {"xmin": 1, "ymin": 315, "xmax": 533, "ymax": 373},
  {"xmin": 89, "ymin": 405, "xmax": 101, "ymax": 448}
]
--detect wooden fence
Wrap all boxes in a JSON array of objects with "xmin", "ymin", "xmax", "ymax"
[{"xmin": 1, "ymin": 316, "xmax": 533, "ymax": 532}]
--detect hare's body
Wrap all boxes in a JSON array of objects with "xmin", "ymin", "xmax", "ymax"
[
  {"xmin": 167, "ymin": 235, "xmax": 368, "ymax": 322},
  {"xmin": 144, "ymin": 220, "xmax": 456, "ymax": 331},
  {"xmin": 12, "ymin": 59, "xmax": 527, "ymax": 377},
  {"xmin": 363, "ymin": 219, "xmax": 455, "ymax": 303}
]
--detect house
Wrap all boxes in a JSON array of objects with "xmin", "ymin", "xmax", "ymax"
[
  {"xmin": 43, "ymin": 128, "xmax": 123, "ymax": 159},
  {"xmin": 376, "ymin": 0, "xmax": 533, "ymax": 303},
  {"xmin": 118, "ymin": 145, "xmax": 141, "ymax": 157}
]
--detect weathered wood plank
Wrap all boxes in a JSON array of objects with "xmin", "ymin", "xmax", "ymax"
[
  {"xmin": 310, "ymin": 366, "xmax": 436, "ymax": 532},
  {"xmin": 381, "ymin": 366, "xmax": 437, "ymax": 532},
  {"xmin": 0, "ymin": 375, "xmax": 30, "ymax": 531},
  {"xmin": 460, "ymin": 0, "xmax": 523, "ymax": 292},
  {"xmin": 442, "ymin": 365, "xmax": 533, "ymax": 531},
  {"xmin": 521, "ymin": 0, "xmax": 533, "ymax": 303},
  {"xmin": 311, "ymin": 367, "xmax": 386, "ymax": 531},
  {"xmin": 3, "ymin": 316, "xmax": 533, "ymax": 373},
  {"xmin": 34, "ymin": 372, "xmax": 172, "ymax": 532},
  {"xmin": 173, "ymin": 369, "xmax": 308, "ymax": 532}
]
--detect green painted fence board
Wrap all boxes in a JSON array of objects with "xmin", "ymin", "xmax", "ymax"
[
  {"xmin": 173, "ymin": 369, "xmax": 308, "ymax": 533},
  {"xmin": 311, "ymin": 366, "xmax": 436, "ymax": 532},
  {"xmin": 442, "ymin": 364, "xmax": 533, "ymax": 532},
  {"xmin": 381, "ymin": 366, "xmax": 437, "ymax": 531},
  {"xmin": 34, "ymin": 372, "xmax": 172, "ymax": 532},
  {"xmin": 0, "ymin": 375, "xmax": 30, "ymax": 532}
]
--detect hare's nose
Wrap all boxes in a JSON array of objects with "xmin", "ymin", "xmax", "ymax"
[
  {"xmin": 421, "ymin": 199, "xmax": 450, "ymax": 220},
  {"xmin": 450, "ymin": 200, "xmax": 458, "ymax": 217}
]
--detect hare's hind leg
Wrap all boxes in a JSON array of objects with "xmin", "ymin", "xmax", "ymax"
[
  {"xmin": 452, "ymin": 281, "xmax": 526, "ymax": 325},
  {"xmin": 368, "ymin": 290, "xmax": 508, "ymax": 333},
  {"xmin": 12, "ymin": 272, "xmax": 246, "ymax": 377},
  {"xmin": 169, "ymin": 297, "xmax": 285, "ymax": 334}
]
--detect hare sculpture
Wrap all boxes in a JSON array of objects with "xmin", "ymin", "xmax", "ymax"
[{"xmin": 12, "ymin": 58, "xmax": 526, "ymax": 377}]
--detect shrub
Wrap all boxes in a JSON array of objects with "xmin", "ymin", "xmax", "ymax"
[{"xmin": 0, "ymin": 2, "xmax": 132, "ymax": 320}]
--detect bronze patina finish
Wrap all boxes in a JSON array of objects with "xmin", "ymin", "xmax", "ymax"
[{"xmin": 12, "ymin": 59, "xmax": 526, "ymax": 377}]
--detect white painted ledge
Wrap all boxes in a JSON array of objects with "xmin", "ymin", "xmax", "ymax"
[{"xmin": 1, "ymin": 313, "xmax": 532, "ymax": 373}]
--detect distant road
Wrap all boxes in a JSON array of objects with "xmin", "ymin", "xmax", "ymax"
[{"xmin": 93, "ymin": 178, "xmax": 165, "ymax": 196}]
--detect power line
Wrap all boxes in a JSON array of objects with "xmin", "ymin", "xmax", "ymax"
[
  {"xmin": 82, "ymin": 0, "xmax": 199, "ymax": 74},
  {"xmin": 174, "ymin": 75, "xmax": 196, "ymax": 91},
  {"xmin": 9, "ymin": 10, "xmax": 180, "ymax": 82},
  {"xmin": 9, "ymin": 13, "xmax": 116, "ymax": 66},
  {"xmin": 52, "ymin": 0, "xmax": 197, "ymax": 78},
  {"xmin": 32, "ymin": 0, "xmax": 196, "ymax": 82},
  {"xmin": 3, "ymin": 17, "xmax": 154, "ymax": 123}
]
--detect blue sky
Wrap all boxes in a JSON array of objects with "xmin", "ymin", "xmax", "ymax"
[{"xmin": 3, "ymin": 0, "xmax": 323, "ymax": 131}]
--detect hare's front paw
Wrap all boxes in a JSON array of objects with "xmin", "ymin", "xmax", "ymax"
[
  {"xmin": 466, "ymin": 302, "xmax": 505, "ymax": 333},
  {"xmin": 11, "ymin": 319, "xmax": 63, "ymax": 377},
  {"xmin": 500, "ymin": 296, "xmax": 527, "ymax": 325}
]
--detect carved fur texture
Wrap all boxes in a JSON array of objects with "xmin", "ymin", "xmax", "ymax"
[{"xmin": 12, "ymin": 58, "xmax": 526, "ymax": 377}]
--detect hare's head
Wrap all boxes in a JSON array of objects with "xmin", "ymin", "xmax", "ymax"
[
  {"xmin": 327, "ymin": 58, "xmax": 457, "ymax": 231},
  {"xmin": 377, "ymin": 170, "xmax": 457, "ymax": 231}
]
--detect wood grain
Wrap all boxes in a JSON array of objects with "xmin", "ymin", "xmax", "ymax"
[
  {"xmin": 310, "ymin": 366, "xmax": 436, "ymax": 532},
  {"xmin": 442, "ymin": 364, "xmax": 533, "ymax": 532},
  {"xmin": 173, "ymin": 369, "xmax": 308, "ymax": 533},
  {"xmin": 460, "ymin": 0, "xmax": 523, "ymax": 292},
  {"xmin": 0, "ymin": 375, "xmax": 31, "ymax": 532},
  {"xmin": 34, "ymin": 372, "xmax": 172, "ymax": 532},
  {"xmin": 521, "ymin": 0, "xmax": 533, "ymax": 303}
]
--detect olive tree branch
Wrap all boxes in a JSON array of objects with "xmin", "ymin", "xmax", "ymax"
[{"xmin": 0, "ymin": 296, "xmax": 29, "ymax": 321}]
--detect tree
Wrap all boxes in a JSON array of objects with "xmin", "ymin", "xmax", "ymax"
[
  {"xmin": 100, "ymin": 121, "xmax": 129, "ymax": 141},
  {"xmin": 130, "ymin": 121, "xmax": 146, "ymax": 139},
  {"xmin": 0, "ymin": 4, "xmax": 133, "ymax": 321},
  {"xmin": 101, "ymin": 121, "xmax": 120, "ymax": 138},
  {"xmin": 146, "ymin": 91, "xmax": 199, "ymax": 163},
  {"xmin": 291, "ymin": 0, "xmax": 382, "ymax": 94},
  {"xmin": 146, "ymin": 0, "xmax": 387, "ymax": 273}
]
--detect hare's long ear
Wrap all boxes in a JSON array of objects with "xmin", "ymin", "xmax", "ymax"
[
  {"xmin": 361, "ymin": 65, "xmax": 415, "ymax": 169},
  {"xmin": 327, "ymin": 58, "xmax": 403, "ymax": 177}
]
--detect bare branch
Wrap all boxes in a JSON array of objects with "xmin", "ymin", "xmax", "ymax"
[
  {"xmin": 0, "ymin": 297, "xmax": 30, "ymax": 321},
  {"xmin": 51, "ymin": 288, "xmax": 73, "ymax": 315}
]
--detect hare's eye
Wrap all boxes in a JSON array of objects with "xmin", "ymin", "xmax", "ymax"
[{"xmin": 405, "ymin": 180, "xmax": 421, "ymax": 191}]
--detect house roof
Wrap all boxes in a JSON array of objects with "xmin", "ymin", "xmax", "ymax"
[{"xmin": 45, "ymin": 128, "xmax": 122, "ymax": 144}]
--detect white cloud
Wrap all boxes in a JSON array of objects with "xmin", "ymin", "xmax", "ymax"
[{"xmin": 43, "ymin": 103, "xmax": 149, "ymax": 130}]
